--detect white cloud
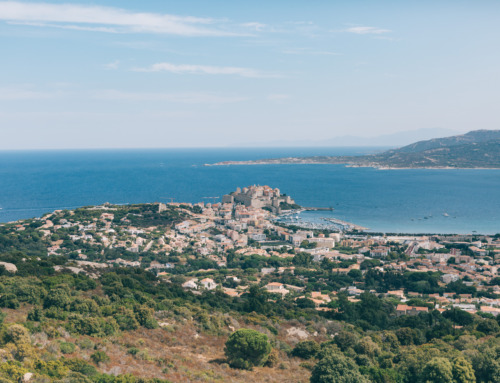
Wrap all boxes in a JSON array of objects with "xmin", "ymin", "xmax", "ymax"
[
  {"xmin": 93, "ymin": 90, "xmax": 248, "ymax": 104},
  {"xmin": 0, "ymin": 1, "xmax": 239, "ymax": 36},
  {"xmin": 345, "ymin": 26, "xmax": 391, "ymax": 35},
  {"xmin": 134, "ymin": 62, "xmax": 280, "ymax": 78},
  {"xmin": 241, "ymin": 22, "xmax": 266, "ymax": 32}
]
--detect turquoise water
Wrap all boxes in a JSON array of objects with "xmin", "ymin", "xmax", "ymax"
[{"xmin": 0, "ymin": 148, "xmax": 499, "ymax": 234}]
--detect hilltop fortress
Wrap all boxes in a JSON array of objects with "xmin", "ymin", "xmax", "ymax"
[{"xmin": 222, "ymin": 185, "xmax": 296, "ymax": 213}]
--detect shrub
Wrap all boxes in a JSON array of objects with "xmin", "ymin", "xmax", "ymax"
[
  {"xmin": 134, "ymin": 305, "xmax": 158, "ymax": 329},
  {"xmin": 91, "ymin": 351, "xmax": 110, "ymax": 365},
  {"xmin": 224, "ymin": 328, "xmax": 271, "ymax": 370},
  {"xmin": 60, "ymin": 341, "xmax": 76, "ymax": 354},
  {"xmin": 127, "ymin": 347, "xmax": 140, "ymax": 355},
  {"xmin": 64, "ymin": 358, "xmax": 98, "ymax": 377},
  {"xmin": 78, "ymin": 338, "xmax": 95, "ymax": 350},
  {"xmin": 43, "ymin": 288, "xmax": 71, "ymax": 310},
  {"xmin": 0, "ymin": 293, "xmax": 20, "ymax": 309},
  {"xmin": 310, "ymin": 350, "xmax": 369, "ymax": 383},
  {"xmin": 27, "ymin": 306, "xmax": 43, "ymax": 321},
  {"xmin": 5, "ymin": 324, "xmax": 31, "ymax": 345},
  {"xmin": 292, "ymin": 340, "xmax": 320, "ymax": 359},
  {"xmin": 421, "ymin": 357, "xmax": 453, "ymax": 383}
]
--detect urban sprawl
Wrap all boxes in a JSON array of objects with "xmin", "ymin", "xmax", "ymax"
[{"xmin": 4, "ymin": 185, "xmax": 500, "ymax": 319}]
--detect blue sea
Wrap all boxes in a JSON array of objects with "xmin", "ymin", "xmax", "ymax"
[{"xmin": 0, "ymin": 148, "xmax": 499, "ymax": 234}]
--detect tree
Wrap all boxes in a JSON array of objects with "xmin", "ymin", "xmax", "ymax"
[
  {"xmin": 469, "ymin": 346, "xmax": 500, "ymax": 383},
  {"xmin": 333, "ymin": 331, "xmax": 358, "ymax": 352},
  {"xmin": 452, "ymin": 357, "xmax": 476, "ymax": 383},
  {"xmin": 224, "ymin": 329, "xmax": 271, "ymax": 370},
  {"xmin": 442, "ymin": 308, "xmax": 474, "ymax": 326},
  {"xmin": 43, "ymin": 288, "xmax": 71, "ymax": 310},
  {"xmin": 244, "ymin": 285, "xmax": 270, "ymax": 314},
  {"xmin": 91, "ymin": 350, "xmax": 110, "ymax": 365},
  {"xmin": 476, "ymin": 319, "xmax": 500, "ymax": 335},
  {"xmin": 310, "ymin": 350, "xmax": 369, "ymax": 383},
  {"xmin": 354, "ymin": 337, "xmax": 381, "ymax": 358},
  {"xmin": 292, "ymin": 340, "xmax": 320, "ymax": 359},
  {"xmin": 421, "ymin": 357, "xmax": 453, "ymax": 383},
  {"xmin": 293, "ymin": 252, "xmax": 313, "ymax": 266},
  {"xmin": 296, "ymin": 297, "xmax": 316, "ymax": 309}
]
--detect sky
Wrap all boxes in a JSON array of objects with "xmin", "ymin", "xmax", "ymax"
[{"xmin": 1, "ymin": 0, "xmax": 499, "ymax": 149}]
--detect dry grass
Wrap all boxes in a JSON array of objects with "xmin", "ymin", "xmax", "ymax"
[
  {"xmin": 2, "ymin": 307, "xmax": 315, "ymax": 382},
  {"xmin": 99, "ymin": 322, "xmax": 311, "ymax": 382}
]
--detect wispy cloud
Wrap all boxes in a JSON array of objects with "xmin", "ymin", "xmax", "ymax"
[
  {"xmin": 134, "ymin": 62, "xmax": 280, "ymax": 78},
  {"xmin": 241, "ymin": 22, "xmax": 267, "ymax": 32},
  {"xmin": 0, "ymin": 86, "xmax": 61, "ymax": 100},
  {"xmin": 0, "ymin": 1, "xmax": 241, "ymax": 36},
  {"xmin": 267, "ymin": 94, "xmax": 290, "ymax": 102},
  {"xmin": 93, "ymin": 90, "xmax": 248, "ymax": 104},
  {"xmin": 104, "ymin": 61, "xmax": 120, "ymax": 70},
  {"xmin": 282, "ymin": 48, "xmax": 341, "ymax": 56},
  {"xmin": 345, "ymin": 26, "xmax": 391, "ymax": 35}
]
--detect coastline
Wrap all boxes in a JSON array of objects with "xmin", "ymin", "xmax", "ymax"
[{"xmin": 207, "ymin": 160, "xmax": 500, "ymax": 170}]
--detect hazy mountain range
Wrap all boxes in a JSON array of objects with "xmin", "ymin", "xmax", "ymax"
[
  {"xmin": 233, "ymin": 128, "xmax": 461, "ymax": 147},
  {"xmin": 216, "ymin": 130, "xmax": 500, "ymax": 168}
]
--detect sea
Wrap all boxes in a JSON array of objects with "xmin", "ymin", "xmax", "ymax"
[{"xmin": 0, "ymin": 147, "xmax": 499, "ymax": 235}]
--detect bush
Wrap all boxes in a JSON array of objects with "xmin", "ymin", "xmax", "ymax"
[
  {"xmin": 27, "ymin": 306, "xmax": 43, "ymax": 321},
  {"xmin": 127, "ymin": 347, "xmax": 140, "ymax": 355},
  {"xmin": 60, "ymin": 341, "xmax": 76, "ymax": 354},
  {"xmin": 91, "ymin": 351, "xmax": 110, "ymax": 365},
  {"xmin": 224, "ymin": 328, "xmax": 271, "ymax": 370},
  {"xmin": 0, "ymin": 293, "xmax": 20, "ymax": 309},
  {"xmin": 292, "ymin": 340, "xmax": 320, "ymax": 359},
  {"xmin": 476, "ymin": 319, "xmax": 500, "ymax": 335},
  {"xmin": 310, "ymin": 350, "xmax": 369, "ymax": 383}
]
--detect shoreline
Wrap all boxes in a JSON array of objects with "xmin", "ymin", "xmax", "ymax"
[{"xmin": 206, "ymin": 161, "xmax": 500, "ymax": 170}]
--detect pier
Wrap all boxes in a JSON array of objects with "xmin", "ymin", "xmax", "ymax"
[
  {"xmin": 303, "ymin": 207, "xmax": 334, "ymax": 211},
  {"xmin": 323, "ymin": 218, "xmax": 369, "ymax": 232}
]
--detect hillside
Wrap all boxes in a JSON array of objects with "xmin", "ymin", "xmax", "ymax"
[
  {"xmin": 363, "ymin": 137, "xmax": 500, "ymax": 168},
  {"xmin": 0, "ymin": 201, "xmax": 499, "ymax": 382},
  {"xmin": 212, "ymin": 130, "xmax": 500, "ymax": 168}
]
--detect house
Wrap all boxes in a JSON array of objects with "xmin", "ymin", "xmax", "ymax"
[
  {"xmin": 371, "ymin": 246, "xmax": 390, "ymax": 257},
  {"xmin": 387, "ymin": 290, "xmax": 405, "ymax": 299},
  {"xmin": 480, "ymin": 306, "xmax": 500, "ymax": 317},
  {"xmin": 265, "ymin": 282, "xmax": 289, "ymax": 296},
  {"xmin": 442, "ymin": 273, "xmax": 460, "ymax": 284},
  {"xmin": 182, "ymin": 279, "xmax": 198, "ymax": 290},
  {"xmin": 396, "ymin": 304, "xmax": 429, "ymax": 316},
  {"xmin": 200, "ymin": 278, "xmax": 217, "ymax": 290}
]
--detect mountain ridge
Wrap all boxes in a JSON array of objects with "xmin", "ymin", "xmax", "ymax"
[{"xmin": 213, "ymin": 129, "xmax": 500, "ymax": 168}]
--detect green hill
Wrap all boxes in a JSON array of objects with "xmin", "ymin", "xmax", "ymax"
[{"xmin": 213, "ymin": 130, "xmax": 500, "ymax": 168}]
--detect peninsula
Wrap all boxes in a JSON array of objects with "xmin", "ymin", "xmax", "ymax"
[{"xmin": 211, "ymin": 130, "xmax": 500, "ymax": 169}]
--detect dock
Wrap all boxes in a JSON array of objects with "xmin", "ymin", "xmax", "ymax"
[
  {"xmin": 323, "ymin": 218, "xmax": 369, "ymax": 231},
  {"xmin": 303, "ymin": 207, "xmax": 334, "ymax": 211}
]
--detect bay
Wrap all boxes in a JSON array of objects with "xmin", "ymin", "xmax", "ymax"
[{"xmin": 0, "ymin": 148, "xmax": 499, "ymax": 234}]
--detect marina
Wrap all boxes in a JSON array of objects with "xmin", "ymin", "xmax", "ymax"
[{"xmin": 273, "ymin": 209, "xmax": 368, "ymax": 232}]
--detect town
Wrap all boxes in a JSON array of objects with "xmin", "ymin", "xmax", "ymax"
[{"xmin": 4, "ymin": 185, "xmax": 499, "ymax": 319}]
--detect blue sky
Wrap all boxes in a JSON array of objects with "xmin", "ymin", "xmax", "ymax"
[{"xmin": 1, "ymin": 0, "xmax": 499, "ymax": 149}]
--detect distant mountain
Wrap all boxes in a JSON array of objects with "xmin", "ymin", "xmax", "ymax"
[
  {"xmin": 393, "ymin": 130, "xmax": 500, "ymax": 153},
  {"xmin": 214, "ymin": 130, "xmax": 500, "ymax": 168},
  {"xmin": 366, "ymin": 136, "xmax": 500, "ymax": 168},
  {"xmin": 233, "ymin": 128, "xmax": 460, "ymax": 148},
  {"xmin": 321, "ymin": 128, "xmax": 461, "ymax": 147}
]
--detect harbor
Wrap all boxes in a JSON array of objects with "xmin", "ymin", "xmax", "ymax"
[{"xmin": 273, "ymin": 209, "xmax": 368, "ymax": 232}]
